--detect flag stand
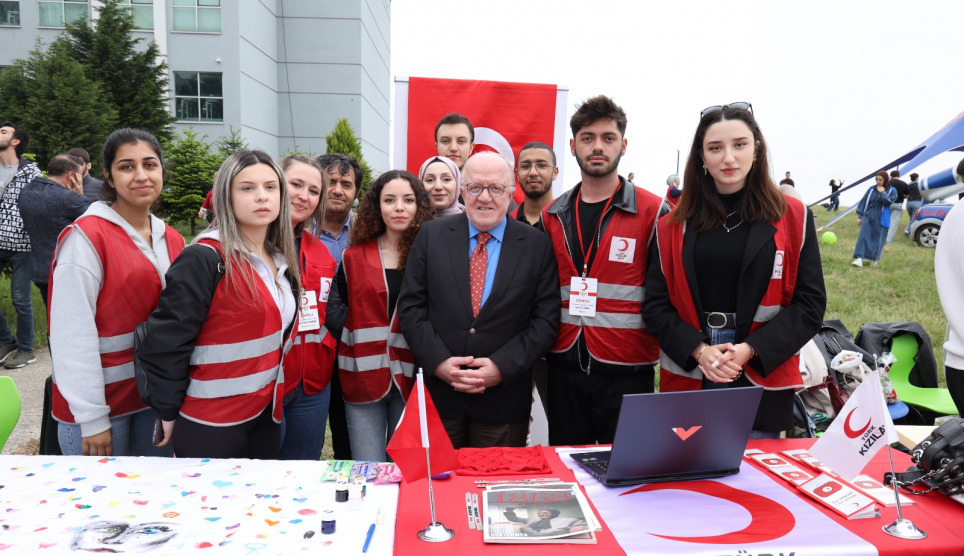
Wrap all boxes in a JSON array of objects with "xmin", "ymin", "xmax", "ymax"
[
  {"xmin": 417, "ymin": 446, "xmax": 455, "ymax": 542},
  {"xmin": 882, "ymin": 445, "xmax": 926, "ymax": 539},
  {"xmin": 877, "ymin": 356, "xmax": 925, "ymax": 540}
]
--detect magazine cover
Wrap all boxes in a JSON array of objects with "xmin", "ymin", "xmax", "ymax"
[{"xmin": 482, "ymin": 485, "xmax": 597, "ymax": 544}]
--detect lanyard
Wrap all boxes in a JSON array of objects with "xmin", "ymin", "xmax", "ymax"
[{"xmin": 574, "ymin": 188, "xmax": 615, "ymax": 278}]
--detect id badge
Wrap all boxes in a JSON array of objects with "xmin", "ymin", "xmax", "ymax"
[
  {"xmin": 298, "ymin": 289, "xmax": 321, "ymax": 332},
  {"xmin": 569, "ymin": 277, "xmax": 598, "ymax": 317}
]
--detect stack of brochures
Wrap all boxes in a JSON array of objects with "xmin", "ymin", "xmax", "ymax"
[{"xmin": 481, "ymin": 482, "xmax": 601, "ymax": 544}]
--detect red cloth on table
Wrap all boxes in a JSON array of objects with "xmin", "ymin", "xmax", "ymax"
[{"xmin": 457, "ymin": 446, "xmax": 551, "ymax": 475}]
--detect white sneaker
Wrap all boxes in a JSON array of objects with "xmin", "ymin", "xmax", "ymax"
[
  {"xmin": 851, "ymin": 258, "xmax": 863, "ymax": 267},
  {"xmin": 871, "ymin": 260, "xmax": 878, "ymax": 267}
]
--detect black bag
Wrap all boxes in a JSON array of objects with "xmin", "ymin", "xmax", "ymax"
[{"xmin": 886, "ymin": 417, "xmax": 964, "ymax": 496}]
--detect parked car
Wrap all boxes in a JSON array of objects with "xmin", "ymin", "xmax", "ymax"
[{"xmin": 907, "ymin": 203, "xmax": 954, "ymax": 248}]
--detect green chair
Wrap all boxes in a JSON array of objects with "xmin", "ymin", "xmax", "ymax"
[
  {"xmin": 889, "ymin": 334, "xmax": 958, "ymax": 417},
  {"xmin": 0, "ymin": 376, "xmax": 21, "ymax": 451}
]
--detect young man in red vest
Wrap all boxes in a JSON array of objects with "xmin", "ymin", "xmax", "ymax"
[{"xmin": 542, "ymin": 96, "xmax": 663, "ymax": 446}]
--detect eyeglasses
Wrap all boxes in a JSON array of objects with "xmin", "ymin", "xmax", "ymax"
[
  {"xmin": 464, "ymin": 183, "xmax": 508, "ymax": 197},
  {"xmin": 517, "ymin": 161, "xmax": 554, "ymax": 173},
  {"xmin": 700, "ymin": 102, "xmax": 753, "ymax": 119}
]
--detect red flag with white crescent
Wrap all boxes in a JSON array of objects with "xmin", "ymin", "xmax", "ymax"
[{"xmin": 406, "ymin": 77, "xmax": 558, "ymax": 206}]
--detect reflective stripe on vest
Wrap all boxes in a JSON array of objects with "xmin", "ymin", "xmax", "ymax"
[
  {"xmin": 292, "ymin": 325, "xmax": 330, "ymax": 346},
  {"xmin": 559, "ymin": 310, "xmax": 643, "ymax": 329},
  {"xmin": 339, "ymin": 328, "xmax": 412, "ymax": 375},
  {"xmin": 99, "ymin": 331, "xmax": 134, "ymax": 354},
  {"xmin": 558, "ymin": 283, "xmax": 645, "ymax": 303},
  {"xmin": 190, "ymin": 332, "xmax": 282, "ymax": 366},
  {"xmin": 186, "ymin": 367, "xmax": 278, "ymax": 399}
]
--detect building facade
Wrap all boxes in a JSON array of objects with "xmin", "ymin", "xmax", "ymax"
[{"xmin": 0, "ymin": 0, "xmax": 390, "ymax": 171}]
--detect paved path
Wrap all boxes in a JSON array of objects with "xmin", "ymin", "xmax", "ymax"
[{"xmin": 1, "ymin": 348, "xmax": 50, "ymax": 455}]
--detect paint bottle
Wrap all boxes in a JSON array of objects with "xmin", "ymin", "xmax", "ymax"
[
  {"xmin": 334, "ymin": 479, "xmax": 349, "ymax": 503},
  {"xmin": 321, "ymin": 510, "xmax": 336, "ymax": 534}
]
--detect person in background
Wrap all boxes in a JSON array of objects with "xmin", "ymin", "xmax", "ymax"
[
  {"xmin": 0, "ymin": 121, "xmax": 41, "ymax": 369},
  {"xmin": 511, "ymin": 141, "xmax": 558, "ymax": 232},
  {"xmin": 316, "ymin": 152, "xmax": 363, "ymax": 460},
  {"xmin": 67, "ymin": 147, "xmax": 103, "ymax": 203},
  {"xmin": 665, "ymin": 173, "xmax": 682, "ymax": 210},
  {"xmin": 778, "ymin": 178, "xmax": 803, "ymax": 202},
  {"xmin": 418, "ymin": 155, "xmax": 463, "ymax": 217},
  {"xmin": 50, "ymin": 128, "xmax": 185, "ymax": 456},
  {"xmin": 278, "ymin": 155, "xmax": 338, "ymax": 460},
  {"xmin": 904, "ymin": 172, "xmax": 922, "ymax": 235},
  {"xmin": 642, "ymin": 102, "xmax": 826, "ymax": 438},
  {"xmin": 886, "ymin": 169, "xmax": 908, "ymax": 243},
  {"xmin": 783, "ymin": 171, "xmax": 794, "ymax": 186},
  {"xmin": 326, "ymin": 170, "xmax": 433, "ymax": 461},
  {"xmin": 827, "ymin": 179, "xmax": 841, "ymax": 212},
  {"xmin": 852, "ymin": 171, "xmax": 896, "ymax": 267},
  {"xmin": 18, "ymin": 154, "xmax": 91, "ymax": 309},
  {"xmin": 137, "ymin": 150, "xmax": 299, "ymax": 459},
  {"xmin": 434, "ymin": 113, "xmax": 475, "ymax": 170},
  {"xmin": 626, "ymin": 172, "xmax": 635, "ymax": 185}
]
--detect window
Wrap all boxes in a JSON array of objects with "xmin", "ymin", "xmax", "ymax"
[
  {"xmin": 172, "ymin": 0, "xmax": 219, "ymax": 33},
  {"xmin": 120, "ymin": 0, "xmax": 153, "ymax": 30},
  {"xmin": 174, "ymin": 72, "xmax": 222, "ymax": 122},
  {"xmin": 0, "ymin": 1, "xmax": 20, "ymax": 26},
  {"xmin": 39, "ymin": 0, "xmax": 87, "ymax": 27}
]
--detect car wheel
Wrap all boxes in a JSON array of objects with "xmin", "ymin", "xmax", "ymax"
[{"xmin": 915, "ymin": 224, "xmax": 940, "ymax": 248}]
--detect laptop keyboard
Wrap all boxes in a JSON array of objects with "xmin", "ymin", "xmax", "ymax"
[{"xmin": 582, "ymin": 458, "xmax": 609, "ymax": 477}]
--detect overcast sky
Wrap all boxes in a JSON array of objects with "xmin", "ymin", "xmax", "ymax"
[{"xmin": 390, "ymin": 0, "xmax": 964, "ymax": 206}]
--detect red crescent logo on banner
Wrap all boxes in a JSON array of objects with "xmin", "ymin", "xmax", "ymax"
[
  {"xmin": 843, "ymin": 408, "xmax": 871, "ymax": 438},
  {"xmin": 621, "ymin": 481, "xmax": 795, "ymax": 544}
]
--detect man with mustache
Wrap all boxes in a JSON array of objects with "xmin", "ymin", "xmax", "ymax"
[
  {"xmin": 542, "ymin": 96, "xmax": 663, "ymax": 446},
  {"xmin": 511, "ymin": 141, "xmax": 558, "ymax": 233},
  {"xmin": 316, "ymin": 152, "xmax": 363, "ymax": 460}
]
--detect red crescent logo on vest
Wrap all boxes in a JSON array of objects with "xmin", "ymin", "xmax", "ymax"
[
  {"xmin": 616, "ymin": 238, "xmax": 629, "ymax": 251},
  {"xmin": 621, "ymin": 481, "xmax": 795, "ymax": 543},
  {"xmin": 843, "ymin": 408, "xmax": 871, "ymax": 438}
]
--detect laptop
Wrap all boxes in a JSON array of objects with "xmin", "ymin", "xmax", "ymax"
[{"xmin": 570, "ymin": 387, "xmax": 763, "ymax": 486}]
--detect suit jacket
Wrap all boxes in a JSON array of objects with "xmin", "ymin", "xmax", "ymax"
[{"xmin": 397, "ymin": 214, "xmax": 560, "ymax": 424}]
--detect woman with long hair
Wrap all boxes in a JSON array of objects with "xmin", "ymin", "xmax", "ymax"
[
  {"xmin": 50, "ymin": 128, "xmax": 185, "ymax": 456},
  {"xmin": 852, "ymin": 170, "xmax": 897, "ymax": 267},
  {"xmin": 278, "ymin": 155, "xmax": 338, "ymax": 460},
  {"xmin": 137, "ymin": 150, "xmax": 300, "ymax": 459},
  {"xmin": 642, "ymin": 103, "xmax": 826, "ymax": 437},
  {"xmin": 418, "ymin": 155, "xmax": 463, "ymax": 217},
  {"xmin": 326, "ymin": 169, "xmax": 434, "ymax": 461}
]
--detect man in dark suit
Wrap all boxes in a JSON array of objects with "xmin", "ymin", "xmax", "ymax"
[{"xmin": 397, "ymin": 152, "xmax": 560, "ymax": 448}]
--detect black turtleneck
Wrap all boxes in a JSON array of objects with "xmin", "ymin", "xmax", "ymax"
[{"xmin": 694, "ymin": 189, "xmax": 749, "ymax": 313}]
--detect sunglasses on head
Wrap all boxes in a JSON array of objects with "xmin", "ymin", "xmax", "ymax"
[{"xmin": 700, "ymin": 102, "xmax": 753, "ymax": 119}]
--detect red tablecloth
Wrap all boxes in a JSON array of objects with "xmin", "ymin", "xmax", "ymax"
[{"xmin": 395, "ymin": 440, "xmax": 964, "ymax": 555}]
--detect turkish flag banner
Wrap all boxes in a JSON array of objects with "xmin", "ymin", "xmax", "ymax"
[
  {"xmin": 386, "ymin": 371, "xmax": 459, "ymax": 483},
  {"xmin": 406, "ymin": 77, "xmax": 558, "ymax": 206}
]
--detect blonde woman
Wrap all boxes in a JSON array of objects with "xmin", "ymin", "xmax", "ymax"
[{"xmin": 137, "ymin": 150, "xmax": 300, "ymax": 459}]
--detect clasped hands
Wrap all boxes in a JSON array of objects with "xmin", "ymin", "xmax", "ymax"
[
  {"xmin": 435, "ymin": 356, "xmax": 502, "ymax": 394},
  {"xmin": 693, "ymin": 342, "xmax": 755, "ymax": 383}
]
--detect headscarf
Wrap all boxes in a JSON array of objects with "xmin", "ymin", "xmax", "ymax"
[{"xmin": 418, "ymin": 155, "xmax": 465, "ymax": 217}]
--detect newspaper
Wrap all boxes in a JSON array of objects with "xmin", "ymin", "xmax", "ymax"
[{"xmin": 482, "ymin": 483, "xmax": 599, "ymax": 544}]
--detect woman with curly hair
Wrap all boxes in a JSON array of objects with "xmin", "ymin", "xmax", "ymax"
[{"xmin": 325, "ymin": 170, "xmax": 435, "ymax": 461}]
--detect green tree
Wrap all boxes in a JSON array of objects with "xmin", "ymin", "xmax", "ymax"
[
  {"xmin": 56, "ymin": 0, "xmax": 173, "ymax": 140},
  {"xmin": 325, "ymin": 118, "xmax": 373, "ymax": 197},
  {"xmin": 214, "ymin": 126, "xmax": 249, "ymax": 162},
  {"xmin": 163, "ymin": 129, "xmax": 220, "ymax": 236},
  {"xmin": 0, "ymin": 43, "xmax": 116, "ymax": 170}
]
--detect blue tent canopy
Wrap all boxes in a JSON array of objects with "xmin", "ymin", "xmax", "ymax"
[{"xmin": 811, "ymin": 111, "xmax": 964, "ymax": 207}]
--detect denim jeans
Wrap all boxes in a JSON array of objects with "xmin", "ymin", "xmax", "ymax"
[
  {"xmin": 0, "ymin": 249, "xmax": 33, "ymax": 351},
  {"xmin": 279, "ymin": 381, "xmax": 331, "ymax": 460},
  {"xmin": 344, "ymin": 386, "xmax": 405, "ymax": 462},
  {"xmin": 904, "ymin": 200, "xmax": 922, "ymax": 234},
  {"xmin": 886, "ymin": 203, "xmax": 902, "ymax": 243},
  {"xmin": 58, "ymin": 409, "xmax": 173, "ymax": 457}
]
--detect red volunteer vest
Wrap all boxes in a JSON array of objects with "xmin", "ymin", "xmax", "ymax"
[
  {"xmin": 337, "ymin": 240, "xmax": 414, "ymax": 403},
  {"xmin": 543, "ymin": 186, "xmax": 662, "ymax": 366},
  {"xmin": 179, "ymin": 240, "xmax": 292, "ymax": 425},
  {"xmin": 50, "ymin": 216, "xmax": 185, "ymax": 423},
  {"xmin": 656, "ymin": 199, "xmax": 807, "ymax": 391},
  {"xmin": 282, "ymin": 232, "xmax": 337, "ymax": 397}
]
